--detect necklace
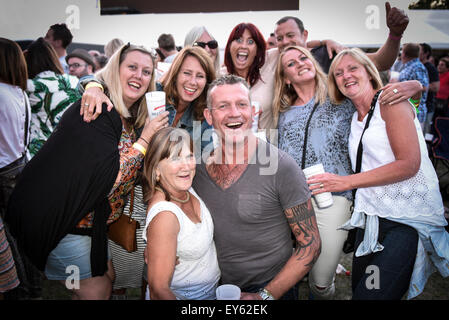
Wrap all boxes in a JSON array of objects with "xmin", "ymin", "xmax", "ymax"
[{"xmin": 155, "ymin": 186, "xmax": 190, "ymax": 204}]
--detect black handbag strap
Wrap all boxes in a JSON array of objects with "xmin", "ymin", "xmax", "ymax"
[
  {"xmin": 301, "ymin": 102, "xmax": 319, "ymax": 169},
  {"xmin": 22, "ymin": 90, "xmax": 30, "ymax": 156},
  {"xmin": 128, "ymin": 186, "xmax": 135, "ymax": 220},
  {"xmin": 351, "ymin": 90, "xmax": 382, "ymax": 200}
]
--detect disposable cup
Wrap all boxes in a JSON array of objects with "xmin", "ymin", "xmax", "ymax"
[
  {"xmin": 303, "ymin": 163, "xmax": 334, "ymax": 209},
  {"xmin": 216, "ymin": 284, "xmax": 241, "ymax": 300},
  {"xmin": 145, "ymin": 91, "xmax": 166, "ymax": 120}
]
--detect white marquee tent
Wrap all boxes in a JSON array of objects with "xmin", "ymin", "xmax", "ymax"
[{"xmin": 1, "ymin": 0, "xmax": 448, "ymax": 52}]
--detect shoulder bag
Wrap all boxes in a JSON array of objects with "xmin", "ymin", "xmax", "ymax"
[{"xmin": 108, "ymin": 186, "xmax": 140, "ymax": 252}]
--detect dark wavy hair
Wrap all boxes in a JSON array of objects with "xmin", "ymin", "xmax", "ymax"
[
  {"xmin": 49, "ymin": 23, "xmax": 73, "ymax": 49},
  {"xmin": 224, "ymin": 23, "xmax": 266, "ymax": 87},
  {"xmin": 25, "ymin": 37, "xmax": 63, "ymax": 79}
]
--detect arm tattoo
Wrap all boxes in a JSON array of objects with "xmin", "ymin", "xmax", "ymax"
[{"xmin": 285, "ymin": 199, "xmax": 321, "ymax": 267}]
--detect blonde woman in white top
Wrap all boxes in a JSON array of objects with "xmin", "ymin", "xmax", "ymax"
[{"xmin": 308, "ymin": 48, "xmax": 449, "ymax": 300}]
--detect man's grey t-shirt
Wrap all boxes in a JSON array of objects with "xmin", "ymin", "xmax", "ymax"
[{"xmin": 193, "ymin": 140, "xmax": 310, "ymax": 288}]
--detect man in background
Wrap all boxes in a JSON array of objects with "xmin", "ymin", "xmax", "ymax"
[
  {"xmin": 266, "ymin": 33, "xmax": 276, "ymax": 50},
  {"xmin": 44, "ymin": 23, "xmax": 73, "ymax": 73},
  {"xmin": 66, "ymin": 48, "xmax": 96, "ymax": 81},
  {"xmin": 399, "ymin": 42, "xmax": 429, "ymax": 127},
  {"xmin": 157, "ymin": 34, "xmax": 178, "ymax": 63},
  {"xmin": 419, "ymin": 43, "xmax": 440, "ymax": 133}
]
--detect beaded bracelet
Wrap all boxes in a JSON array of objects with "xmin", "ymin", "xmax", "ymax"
[{"xmin": 139, "ymin": 136, "xmax": 149, "ymax": 145}]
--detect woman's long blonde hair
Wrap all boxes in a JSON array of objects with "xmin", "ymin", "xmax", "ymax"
[
  {"xmin": 272, "ymin": 46, "xmax": 327, "ymax": 128},
  {"xmin": 96, "ymin": 43, "xmax": 156, "ymax": 128}
]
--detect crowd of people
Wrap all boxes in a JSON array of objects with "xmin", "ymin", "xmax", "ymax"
[{"xmin": 1, "ymin": 1, "xmax": 449, "ymax": 301}]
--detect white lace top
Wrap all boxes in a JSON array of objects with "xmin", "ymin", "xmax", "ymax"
[
  {"xmin": 348, "ymin": 100, "xmax": 444, "ymax": 219},
  {"xmin": 143, "ymin": 188, "xmax": 220, "ymax": 300}
]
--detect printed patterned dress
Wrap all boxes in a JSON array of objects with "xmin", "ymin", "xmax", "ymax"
[
  {"xmin": 76, "ymin": 127, "xmax": 144, "ymax": 229},
  {"xmin": 26, "ymin": 71, "xmax": 80, "ymax": 157}
]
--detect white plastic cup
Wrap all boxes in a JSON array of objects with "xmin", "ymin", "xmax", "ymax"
[
  {"xmin": 303, "ymin": 163, "xmax": 334, "ymax": 209},
  {"xmin": 145, "ymin": 91, "xmax": 166, "ymax": 120},
  {"xmin": 390, "ymin": 71, "xmax": 400, "ymax": 82},
  {"xmin": 216, "ymin": 284, "xmax": 241, "ymax": 300}
]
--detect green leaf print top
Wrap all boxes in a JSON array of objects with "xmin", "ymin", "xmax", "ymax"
[{"xmin": 26, "ymin": 71, "xmax": 81, "ymax": 157}]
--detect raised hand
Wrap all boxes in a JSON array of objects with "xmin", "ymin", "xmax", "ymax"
[{"xmin": 385, "ymin": 1, "xmax": 409, "ymax": 37}]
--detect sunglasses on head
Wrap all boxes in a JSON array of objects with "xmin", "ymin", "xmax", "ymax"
[{"xmin": 193, "ymin": 40, "xmax": 218, "ymax": 49}]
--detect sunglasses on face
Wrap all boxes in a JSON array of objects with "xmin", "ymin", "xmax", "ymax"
[{"xmin": 193, "ymin": 40, "xmax": 218, "ymax": 49}]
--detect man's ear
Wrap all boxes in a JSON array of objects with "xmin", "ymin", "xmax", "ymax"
[
  {"xmin": 302, "ymin": 29, "xmax": 309, "ymax": 44},
  {"xmin": 204, "ymin": 107, "xmax": 213, "ymax": 126}
]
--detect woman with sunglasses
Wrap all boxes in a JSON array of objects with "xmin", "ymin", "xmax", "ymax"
[
  {"xmin": 6, "ymin": 43, "xmax": 168, "ymax": 300},
  {"xmin": 184, "ymin": 26, "xmax": 221, "ymax": 77}
]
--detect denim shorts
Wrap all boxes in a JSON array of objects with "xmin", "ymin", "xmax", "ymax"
[{"xmin": 44, "ymin": 234, "xmax": 110, "ymax": 281}]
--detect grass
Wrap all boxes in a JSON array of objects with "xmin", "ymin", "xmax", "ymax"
[{"xmin": 42, "ymin": 250, "xmax": 449, "ymax": 300}]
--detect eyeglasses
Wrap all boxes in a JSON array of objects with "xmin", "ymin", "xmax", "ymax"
[
  {"xmin": 193, "ymin": 40, "xmax": 218, "ymax": 50},
  {"xmin": 68, "ymin": 63, "xmax": 87, "ymax": 69}
]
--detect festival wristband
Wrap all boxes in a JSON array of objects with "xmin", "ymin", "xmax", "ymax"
[
  {"xmin": 409, "ymin": 98, "xmax": 420, "ymax": 106},
  {"xmin": 132, "ymin": 142, "xmax": 147, "ymax": 156},
  {"xmin": 388, "ymin": 33, "xmax": 402, "ymax": 41},
  {"xmin": 85, "ymin": 81, "xmax": 104, "ymax": 92}
]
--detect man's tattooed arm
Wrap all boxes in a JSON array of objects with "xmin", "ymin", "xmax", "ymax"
[
  {"xmin": 259, "ymin": 199, "xmax": 321, "ymax": 299},
  {"xmin": 285, "ymin": 199, "xmax": 321, "ymax": 267}
]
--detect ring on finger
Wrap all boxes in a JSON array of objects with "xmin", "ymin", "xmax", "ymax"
[
  {"xmin": 320, "ymin": 183, "xmax": 324, "ymax": 188},
  {"xmin": 393, "ymin": 88, "xmax": 398, "ymax": 94},
  {"xmin": 84, "ymin": 103, "xmax": 89, "ymax": 106}
]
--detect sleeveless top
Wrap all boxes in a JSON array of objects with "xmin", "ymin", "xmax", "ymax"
[
  {"xmin": 143, "ymin": 188, "xmax": 220, "ymax": 300},
  {"xmin": 343, "ymin": 99, "xmax": 449, "ymax": 300},
  {"xmin": 348, "ymin": 99, "xmax": 444, "ymax": 219}
]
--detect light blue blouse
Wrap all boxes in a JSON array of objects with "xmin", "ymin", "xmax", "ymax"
[{"xmin": 278, "ymin": 97, "xmax": 355, "ymax": 201}]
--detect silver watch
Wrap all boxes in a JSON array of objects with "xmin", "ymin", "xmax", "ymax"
[{"xmin": 258, "ymin": 288, "xmax": 275, "ymax": 300}]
